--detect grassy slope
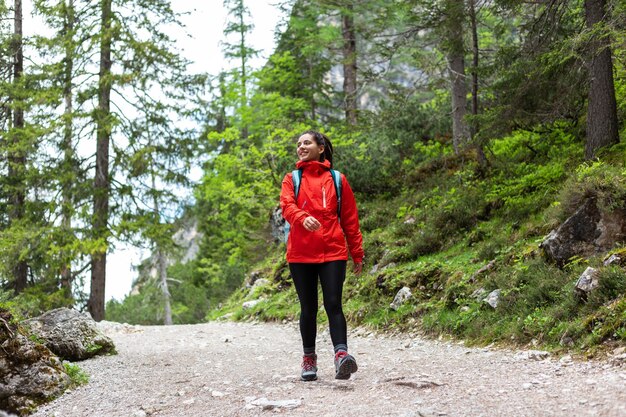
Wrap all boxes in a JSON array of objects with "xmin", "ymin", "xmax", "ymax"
[{"xmin": 209, "ymin": 129, "xmax": 626, "ymax": 357}]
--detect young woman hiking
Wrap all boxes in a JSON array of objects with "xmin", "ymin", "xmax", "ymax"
[{"xmin": 280, "ymin": 130, "xmax": 364, "ymax": 381}]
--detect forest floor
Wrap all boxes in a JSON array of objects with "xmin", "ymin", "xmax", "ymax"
[{"xmin": 31, "ymin": 320, "xmax": 626, "ymax": 417}]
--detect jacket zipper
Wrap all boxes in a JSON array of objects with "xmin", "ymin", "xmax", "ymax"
[{"xmin": 322, "ymin": 186, "xmax": 326, "ymax": 208}]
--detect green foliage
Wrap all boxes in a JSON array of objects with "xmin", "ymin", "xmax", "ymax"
[
  {"xmin": 105, "ymin": 275, "xmax": 209, "ymax": 325},
  {"xmin": 557, "ymin": 159, "xmax": 626, "ymax": 216},
  {"xmin": 1, "ymin": 284, "xmax": 73, "ymax": 319},
  {"xmin": 63, "ymin": 362, "xmax": 89, "ymax": 387}
]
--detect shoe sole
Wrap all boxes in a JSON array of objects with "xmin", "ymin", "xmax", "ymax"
[
  {"xmin": 335, "ymin": 355, "xmax": 358, "ymax": 380},
  {"xmin": 301, "ymin": 373, "xmax": 318, "ymax": 381}
]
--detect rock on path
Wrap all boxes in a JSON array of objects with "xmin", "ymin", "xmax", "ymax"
[{"xmin": 32, "ymin": 322, "xmax": 626, "ymax": 417}]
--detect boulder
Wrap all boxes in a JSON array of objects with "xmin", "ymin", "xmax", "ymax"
[
  {"xmin": 540, "ymin": 199, "xmax": 626, "ymax": 266},
  {"xmin": 24, "ymin": 308, "xmax": 115, "ymax": 361},
  {"xmin": 270, "ymin": 205, "xmax": 287, "ymax": 243},
  {"xmin": 390, "ymin": 287, "xmax": 412, "ymax": 311},
  {"xmin": 1, "ymin": 310, "xmax": 71, "ymax": 415}
]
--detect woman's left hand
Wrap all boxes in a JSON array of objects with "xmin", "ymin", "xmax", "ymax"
[{"xmin": 353, "ymin": 261, "xmax": 363, "ymax": 275}]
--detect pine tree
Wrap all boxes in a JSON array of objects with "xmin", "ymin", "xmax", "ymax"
[
  {"xmin": 444, "ymin": 0, "xmax": 470, "ymax": 154},
  {"xmin": 89, "ymin": 0, "xmax": 113, "ymax": 321},
  {"xmin": 222, "ymin": 0, "xmax": 259, "ymax": 137},
  {"xmin": 341, "ymin": 1, "xmax": 357, "ymax": 125},
  {"xmin": 6, "ymin": 0, "xmax": 28, "ymax": 292}
]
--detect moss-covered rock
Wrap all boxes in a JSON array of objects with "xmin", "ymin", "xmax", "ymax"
[
  {"xmin": 24, "ymin": 308, "xmax": 116, "ymax": 361},
  {"xmin": 0, "ymin": 308, "xmax": 70, "ymax": 416}
]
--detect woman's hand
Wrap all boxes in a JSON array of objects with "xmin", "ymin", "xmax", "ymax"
[
  {"xmin": 302, "ymin": 216, "xmax": 321, "ymax": 231},
  {"xmin": 353, "ymin": 261, "xmax": 363, "ymax": 275}
]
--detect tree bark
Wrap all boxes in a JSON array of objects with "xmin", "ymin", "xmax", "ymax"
[
  {"xmin": 157, "ymin": 249, "xmax": 173, "ymax": 325},
  {"xmin": 342, "ymin": 3, "xmax": 357, "ymax": 125},
  {"xmin": 237, "ymin": 0, "xmax": 248, "ymax": 138},
  {"xmin": 584, "ymin": 0, "xmax": 618, "ymax": 160},
  {"xmin": 89, "ymin": 0, "xmax": 112, "ymax": 321},
  {"xmin": 151, "ymin": 172, "xmax": 172, "ymax": 325},
  {"xmin": 10, "ymin": 0, "xmax": 28, "ymax": 292},
  {"xmin": 446, "ymin": 0, "xmax": 470, "ymax": 155},
  {"xmin": 468, "ymin": 0, "xmax": 487, "ymax": 166},
  {"xmin": 60, "ymin": 0, "xmax": 75, "ymax": 293}
]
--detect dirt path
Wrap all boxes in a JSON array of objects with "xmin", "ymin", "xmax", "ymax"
[{"xmin": 32, "ymin": 321, "xmax": 626, "ymax": 417}]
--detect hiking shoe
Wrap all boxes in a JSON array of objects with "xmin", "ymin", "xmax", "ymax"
[
  {"xmin": 334, "ymin": 351, "xmax": 358, "ymax": 380},
  {"xmin": 301, "ymin": 354, "xmax": 318, "ymax": 381}
]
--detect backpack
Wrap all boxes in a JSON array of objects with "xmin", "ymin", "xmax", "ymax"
[{"xmin": 284, "ymin": 169, "xmax": 342, "ymax": 241}]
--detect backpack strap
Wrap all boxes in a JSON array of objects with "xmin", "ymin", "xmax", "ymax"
[
  {"xmin": 330, "ymin": 169, "xmax": 342, "ymax": 220},
  {"xmin": 292, "ymin": 169, "xmax": 303, "ymax": 199}
]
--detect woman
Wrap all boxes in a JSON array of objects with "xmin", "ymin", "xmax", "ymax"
[{"xmin": 280, "ymin": 130, "xmax": 364, "ymax": 381}]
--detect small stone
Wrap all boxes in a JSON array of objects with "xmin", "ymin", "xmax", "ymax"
[
  {"xmin": 242, "ymin": 300, "xmax": 262, "ymax": 310},
  {"xmin": 470, "ymin": 288, "xmax": 487, "ymax": 299},
  {"xmin": 212, "ymin": 390, "xmax": 225, "ymax": 397},
  {"xmin": 522, "ymin": 383, "xmax": 532, "ymax": 390},
  {"xmin": 249, "ymin": 397, "xmax": 301, "ymax": 410},
  {"xmin": 484, "ymin": 289, "xmax": 501, "ymax": 308},
  {"xmin": 575, "ymin": 267, "xmax": 600, "ymax": 296},
  {"xmin": 390, "ymin": 287, "xmax": 412, "ymax": 311},
  {"xmin": 610, "ymin": 353, "xmax": 626, "ymax": 366},
  {"xmin": 603, "ymin": 254, "xmax": 622, "ymax": 266},
  {"xmin": 222, "ymin": 335, "xmax": 233, "ymax": 343},
  {"xmin": 526, "ymin": 350, "xmax": 550, "ymax": 361}
]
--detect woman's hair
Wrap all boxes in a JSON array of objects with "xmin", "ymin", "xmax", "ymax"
[{"xmin": 301, "ymin": 130, "xmax": 334, "ymax": 167}]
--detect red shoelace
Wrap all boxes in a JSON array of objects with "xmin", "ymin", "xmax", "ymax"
[
  {"xmin": 335, "ymin": 350, "xmax": 348, "ymax": 361},
  {"xmin": 301, "ymin": 355, "xmax": 316, "ymax": 371}
]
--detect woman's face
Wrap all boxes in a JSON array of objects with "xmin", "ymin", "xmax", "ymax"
[{"xmin": 296, "ymin": 134, "xmax": 324, "ymax": 162}]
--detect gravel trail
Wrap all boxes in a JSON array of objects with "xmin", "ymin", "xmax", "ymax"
[{"xmin": 32, "ymin": 321, "xmax": 626, "ymax": 417}]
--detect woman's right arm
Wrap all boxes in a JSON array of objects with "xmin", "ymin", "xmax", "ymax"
[{"xmin": 280, "ymin": 173, "xmax": 309, "ymax": 227}]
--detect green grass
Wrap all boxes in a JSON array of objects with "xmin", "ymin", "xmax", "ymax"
[
  {"xmin": 63, "ymin": 362, "xmax": 89, "ymax": 387},
  {"xmin": 209, "ymin": 132, "xmax": 626, "ymax": 356}
]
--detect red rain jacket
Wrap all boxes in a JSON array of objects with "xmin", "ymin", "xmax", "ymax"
[{"xmin": 280, "ymin": 159, "xmax": 364, "ymax": 264}]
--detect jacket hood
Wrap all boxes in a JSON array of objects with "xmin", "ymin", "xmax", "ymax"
[{"xmin": 296, "ymin": 159, "xmax": 331, "ymax": 170}]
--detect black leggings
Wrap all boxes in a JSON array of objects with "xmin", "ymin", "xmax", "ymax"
[{"xmin": 289, "ymin": 260, "xmax": 347, "ymax": 353}]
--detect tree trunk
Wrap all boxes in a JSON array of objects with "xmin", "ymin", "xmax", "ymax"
[
  {"xmin": 151, "ymin": 173, "xmax": 172, "ymax": 325},
  {"xmin": 89, "ymin": 0, "xmax": 112, "ymax": 321},
  {"xmin": 10, "ymin": 0, "xmax": 28, "ymax": 292},
  {"xmin": 307, "ymin": 61, "xmax": 316, "ymax": 120},
  {"xmin": 584, "ymin": 0, "xmax": 618, "ymax": 160},
  {"xmin": 468, "ymin": 0, "xmax": 487, "ymax": 166},
  {"xmin": 60, "ymin": 0, "xmax": 75, "ymax": 293},
  {"xmin": 238, "ymin": 0, "xmax": 248, "ymax": 139},
  {"xmin": 446, "ymin": 0, "xmax": 470, "ymax": 154},
  {"xmin": 157, "ymin": 249, "xmax": 173, "ymax": 325},
  {"xmin": 342, "ymin": 3, "xmax": 357, "ymax": 125}
]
